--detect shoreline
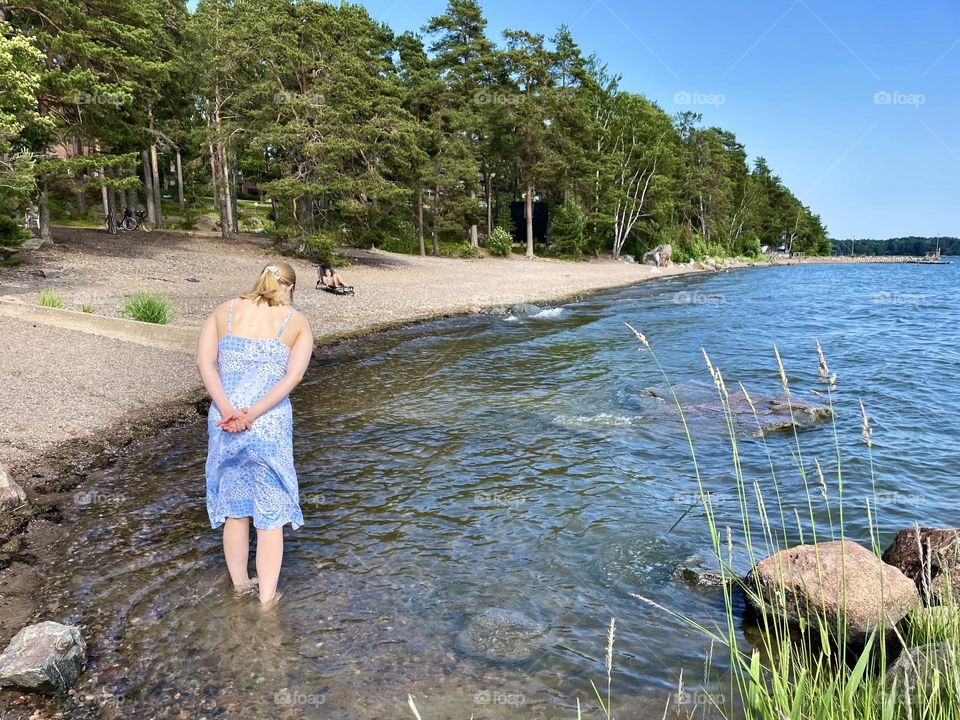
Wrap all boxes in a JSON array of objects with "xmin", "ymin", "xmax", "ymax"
[
  {"xmin": 0, "ymin": 231, "xmax": 763, "ymax": 655},
  {"xmin": 0, "ymin": 230, "xmax": 945, "ymax": 652}
]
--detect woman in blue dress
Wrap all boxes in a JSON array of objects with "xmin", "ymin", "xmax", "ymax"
[{"xmin": 196, "ymin": 261, "xmax": 313, "ymax": 610}]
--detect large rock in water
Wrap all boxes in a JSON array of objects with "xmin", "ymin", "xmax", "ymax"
[
  {"xmin": 0, "ymin": 463, "xmax": 26, "ymax": 508},
  {"xmin": 632, "ymin": 381, "xmax": 833, "ymax": 437},
  {"xmin": 642, "ymin": 244, "xmax": 672, "ymax": 266},
  {"xmin": 744, "ymin": 540, "xmax": 919, "ymax": 651},
  {"xmin": 882, "ymin": 527, "xmax": 960, "ymax": 605},
  {"xmin": 454, "ymin": 608, "xmax": 548, "ymax": 663},
  {"xmin": 0, "ymin": 621, "xmax": 87, "ymax": 694}
]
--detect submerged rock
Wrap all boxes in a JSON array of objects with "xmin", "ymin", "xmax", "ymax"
[
  {"xmin": 0, "ymin": 621, "xmax": 87, "ymax": 694},
  {"xmin": 882, "ymin": 527, "xmax": 960, "ymax": 605},
  {"xmin": 454, "ymin": 608, "xmax": 548, "ymax": 663},
  {"xmin": 508, "ymin": 303, "xmax": 544, "ymax": 317},
  {"xmin": 744, "ymin": 540, "xmax": 919, "ymax": 652},
  {"xmin": 631, "ymin": 381, "xmax": 833, "ymax": 437}
]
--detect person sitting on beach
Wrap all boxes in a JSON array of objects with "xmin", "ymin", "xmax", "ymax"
[
  {"xmin": 320, "ymin": 266, "xmax": 347, "ymax": 288},
  {"xmin": 317, "ymin": 265, "xmax": 354, "ymax": 294}
]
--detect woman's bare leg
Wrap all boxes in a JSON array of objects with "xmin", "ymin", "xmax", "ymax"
[
  {"xmin": 223, "ymin": 517, "xmax": 251, "ymax": 588},
  {"xmin": 256, "ymin": 527, "xmax": 284, "ymax": 607}
]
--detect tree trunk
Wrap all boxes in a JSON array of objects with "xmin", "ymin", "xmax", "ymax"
[
  {"xmin": 417, "ymin": 186, "xmax": 425, "ymax": 256},
  {"xmin": 74, "ymin": 139, "xmax": 86, "ymax": 216},
  {"xmin": 525, "ymin": 184, "xmax": 534, "ymax": 258},
  {"xmin": 38, "ymin": 178, "xmax": 52, "ymax": 241},
  {"xmin": 217, "ymin": 140, "xmax": 234, "ymax": 237},
  {"xmin": 432, "ymin": 184, "xmax": 440, "ymax": 257},
  {"xmin": 103, "ymin": 175, "xmax": 116, "ymax": 235},
  {"xmin": 142, "ymin": 150, "xmax": 156, "ymax": 224},
  {"xmin": 469, "ymin": 190, "xmax": 478, "ymax": 248},
  {"xmin": 486, "ymin": 173, "xmax": 493, "ymax": 238},
  {"xmin": 208, "ymin": 140, "xmax": 220, "ymax": 217},
  {"xmin": 175, "ymin": 148, "xmax": 185, "ymax": 213},
  {"xmin": 147, "ymin": 107, "xmax": 163, "ymax": 229}
]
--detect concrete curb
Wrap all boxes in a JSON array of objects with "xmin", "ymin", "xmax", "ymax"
[{"xmin": 0, "ymin": 301, "xmax": 199, "ymax": 353}]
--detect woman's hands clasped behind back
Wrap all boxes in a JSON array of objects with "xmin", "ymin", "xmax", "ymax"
[{"xmin": 215, "ymin": 406, "xmax": 253, "ymax": 433}]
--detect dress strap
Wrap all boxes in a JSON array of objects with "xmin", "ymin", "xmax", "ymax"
[
  {"xmin": 226, "ymin": 299, "xmax": 234, "ymax": 335},
  {"xmin": 276, "ymin": 306, "xmax": 294, "ymax": 338}
]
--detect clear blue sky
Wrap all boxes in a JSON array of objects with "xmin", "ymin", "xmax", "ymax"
[{"xmin": 193, "ymin": 0, "xmax": 960, "ymax": 240}]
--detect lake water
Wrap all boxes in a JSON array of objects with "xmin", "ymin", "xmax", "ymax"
[{"xmin": 25, "ymin": 262, "xmax": 960, "ymax": 719}]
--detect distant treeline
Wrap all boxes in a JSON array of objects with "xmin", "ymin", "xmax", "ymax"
[{"xmin": 831, "ymin": 237, "xmax": 959, "ymax": 257}]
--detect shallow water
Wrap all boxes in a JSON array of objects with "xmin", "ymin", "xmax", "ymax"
[{"xmin": 28, "ymin": 263, "xmax": 960, "ymax": 719}]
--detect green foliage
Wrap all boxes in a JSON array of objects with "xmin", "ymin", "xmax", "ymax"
[
  {"xmin": 451, "ymin": 240, "xmax": 478, "ymax": 258},
  {"xmin": 304, "ymin": 231, "xmax": 347, "ymax": 267},
  {"xmin": 485, "ymin": 226, "xmax": 513, "ymax": 256},
  {"xmin": 547, "ymin": 200, "xmax": 587, "ymax": 258},
  {"xmin": 121, "ymin": 293, "xmax": 171, "ymax": 324},
  {"xmin": 38, "ymin": 288, "xmax": 63, "ymax": 308},
  {"xmin": 81, "ymin": 304, "xmax": 94, "ymax": 313},
  {"xmin": 376, "ymin": 219, "xmax": 421, "ymax": 255}
]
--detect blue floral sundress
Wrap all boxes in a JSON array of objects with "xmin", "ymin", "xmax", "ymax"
[{"xmin": 205, "ymin": 298, "xmax": 304, "ymax": 531}]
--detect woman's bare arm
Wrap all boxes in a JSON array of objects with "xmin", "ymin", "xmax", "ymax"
[
  {"xmin": 196, "ymin": 309, "xmax": 235, "ymax": 418},
  {"xmin": 244, "ymin": 318, "xmax": 314, "ymax": 422}
]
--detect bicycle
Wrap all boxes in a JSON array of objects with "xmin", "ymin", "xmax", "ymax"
[{"xmin": 104, "ymin": 207, "xmax": 152, "ymax": 232}]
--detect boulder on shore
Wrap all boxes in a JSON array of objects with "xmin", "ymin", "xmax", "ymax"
[
  {"xmin": 0, "ymin": 464, "xmax": 26, "ymax": 508},
  {"xmin": 0, "ymin": 621, "xmax": 87, "ymax": 694},
  {"xmin": 882, "ymin": 527, "xmax": 960, "ymax": 605},
  {"xmin": 744, "ymin": 540, "xmax": 919, "ymax": 652},
  {"xmin": 641, "ymin": 244, "xmax": 672, "ymax": 267}
]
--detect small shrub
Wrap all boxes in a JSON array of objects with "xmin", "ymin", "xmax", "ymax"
[
  {"xmin": 453, "ymin": 241, "xmax": 478, "ymax": 259},
  {"xmin": 121, "ymin": 293, "xmax": 171, "ymax": 324},
  {"xmin": 81, "ymin": 304, "xmax": 94, "ymax": 313},
  {"xmin": 38, "ymin": 289, "xmax": 64, "ymax": 308},
  {"xmin": 486, "ymin": 226, "xmax": 513, "ymax": 257},
  {"xmin": 305, "ymin": 230, "xmax": 346, "ymax": 267},
  {"xmin": 547, "ymin": 201, "xmax": 587, "ymax": 259},
  {"xmin": 377, "ymin": 220, "xmax": 421, "ymax": 255}
]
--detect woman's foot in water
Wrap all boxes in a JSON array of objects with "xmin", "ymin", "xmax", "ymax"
[
  {"xmin": 258, "ymin": 591, "xmax": 283, "ymax": 613},
  {"xmin": 233, "ymin": 577, "xmax": 258, "ymax": 597}
]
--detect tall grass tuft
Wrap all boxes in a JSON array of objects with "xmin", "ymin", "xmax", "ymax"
[
  {"xmin": 38, "ymin": 288, "xmax": 64, "ymax": 308},
  {"xmin": 625, "ymin": 324, "xmax": 960, "ymax": 720},
  {"xmin": 121, "ymin": 293, "xmax": 172, "ymax": 324}
]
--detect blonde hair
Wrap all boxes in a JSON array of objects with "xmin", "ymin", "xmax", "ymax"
[{"xmin": 240, "ymin": 261, "xmax": 296, "ymax": 306}]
